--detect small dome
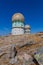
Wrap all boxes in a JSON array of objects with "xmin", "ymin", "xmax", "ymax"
[
  {"xmin": 12, "ymin": 13, "xmax": 24, "ymax": 22},
  {"xmin": 25, "ymin": 25, "xmax": 30, "ymax": 29}
]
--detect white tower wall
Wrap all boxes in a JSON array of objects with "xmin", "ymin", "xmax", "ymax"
[
  {"xmin": 25, "ymin": 29, "xmax": 30, "ymax": 34},
  {"xmin": 12, "ymin": 28, "xmax": 24, "ymax": 35}
]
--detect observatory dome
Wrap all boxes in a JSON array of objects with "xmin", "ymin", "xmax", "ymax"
[
  {"xmin": 25, "ymin": 25, "xmax": 30, "ymax": 29},
  {"xmin": 12, "ymin": 13, "xmax": 24, "ymax": 22}
]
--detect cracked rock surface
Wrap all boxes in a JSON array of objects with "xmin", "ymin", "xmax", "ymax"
[{"xmin": 0, "ymin": 34, "xmax": 43, "ymax": 65}]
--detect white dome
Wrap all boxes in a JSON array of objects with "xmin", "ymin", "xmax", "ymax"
[
  {"xmin": 25, "ymin": 25, "xmax": 30, "ymax": 29},
  {"xmin": 12, "ymin": 13, "xmax": 24, "ymax": 22}
]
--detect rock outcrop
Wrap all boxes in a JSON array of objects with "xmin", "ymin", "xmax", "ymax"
[{"xmin": 0, "ymin": 34, "xmax": 43, "ymax": 65}]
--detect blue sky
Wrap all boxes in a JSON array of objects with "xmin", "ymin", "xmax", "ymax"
[{"xmin": 0, "ymin": 0, "xmax": 43, "ymax": 35}]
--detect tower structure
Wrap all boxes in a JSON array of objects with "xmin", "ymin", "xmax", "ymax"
[
  {"xmin": 24, "ymin": 25, "xmax": 31, "ymax": 34},
  {"xmin": 12, "ymin": 13, "xmax": 24, "ymax": 35}
]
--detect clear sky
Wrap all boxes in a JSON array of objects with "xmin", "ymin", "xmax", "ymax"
[{"xmin": 0, "ymin": 0, "xmax": 43, "ymax": 35}]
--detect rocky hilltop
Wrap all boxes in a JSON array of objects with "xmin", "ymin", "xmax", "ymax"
[{"xmin": 0, "ymin": 34, "xmax": 43, "ymax": 65}]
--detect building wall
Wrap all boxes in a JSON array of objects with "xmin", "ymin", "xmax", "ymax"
[
  {"xmin": 25, "ymin": 29, "xmax": 30, "ymax": 34},
  {"xmin": 12, "ymin": 21, "xmax": 24, "ymax": 27},
  {"xmin": 12, "ymin": 21, "xmax": 24, "ymax": 35},
  {"xmin": 12, "ymin": 28, "xmax": 24, "ymax": 35}
]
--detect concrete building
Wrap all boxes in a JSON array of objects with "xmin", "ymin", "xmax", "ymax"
[
  {"xmin": 24, "ymin": 25, "xmax": 31, "ymax": 34},
  {"xmin": 12, "ymin": 13, "xmax": 24, "ymax": 35}
]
